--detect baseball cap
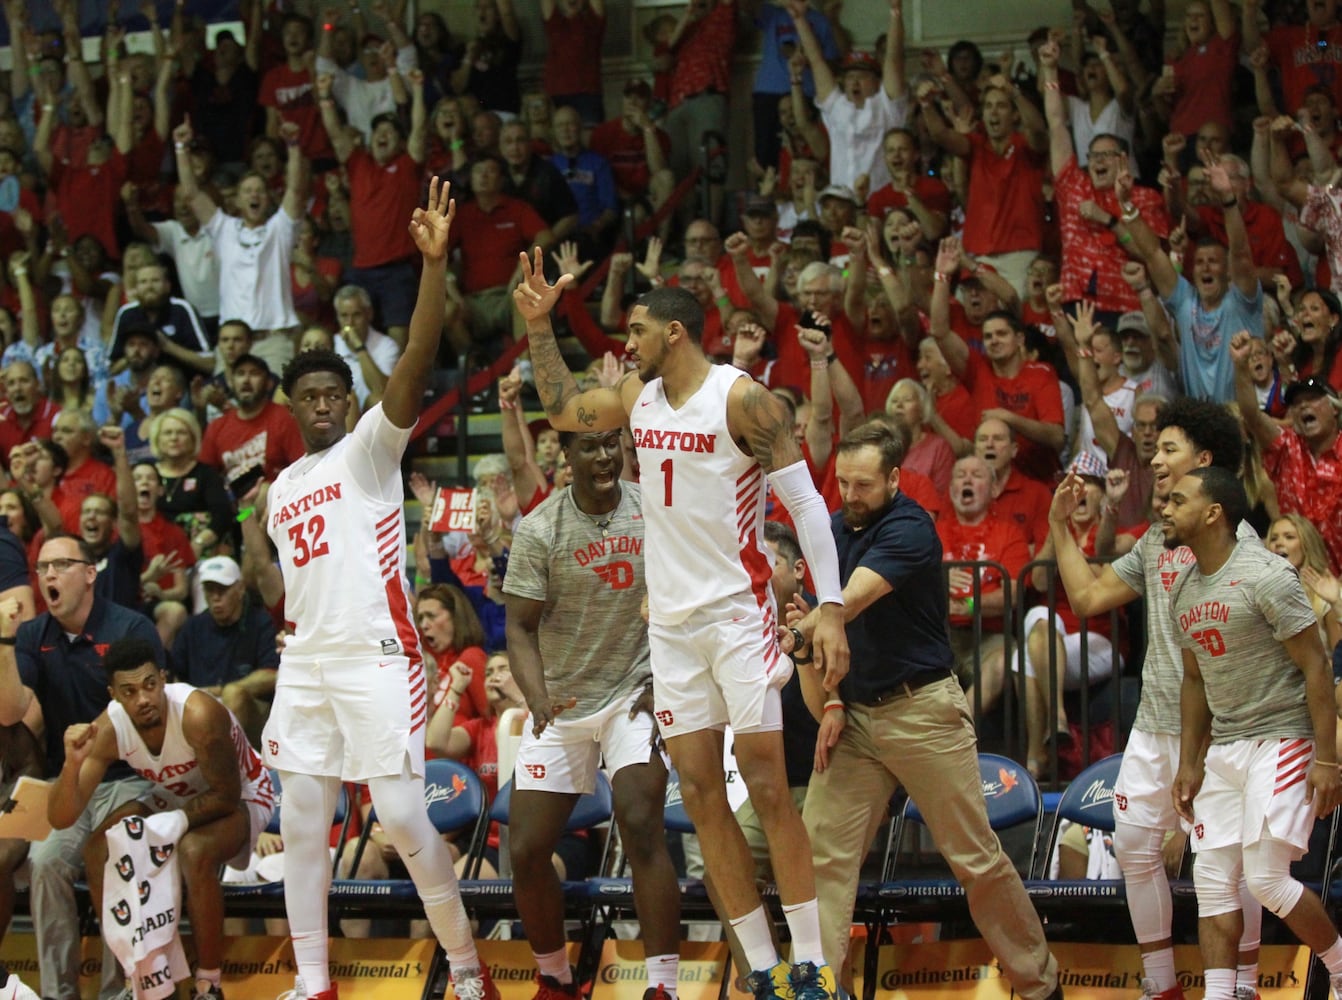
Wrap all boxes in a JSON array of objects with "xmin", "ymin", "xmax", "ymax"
[
  {"xmin": 198, "ymin": 555, "xmax": 241, "ymax": 588},
  {"xmin": 1116, "ymin": 311, "xmax": 1151, "ymax": 337},
  {"xmin": 232, "ymin": 353, "xmax": 271, "ymax": 377},
  {"xmin": 840, "ymin": 51, "xmax": 880, "ymax": 75},
  {"xmin": 742, "ymin": 193, "xmax": 777, "ymax": 216},
  {"xmin": 1068, "ymin": 450, "xmax": 1108, "ymax": 483},
  {"xmin": 1283, "ymin": 377, "xmax": 1340, "ymax": 407},
  {"xmin": 818, "ymin": 184, "xmax": 858, "ymax": 205}
]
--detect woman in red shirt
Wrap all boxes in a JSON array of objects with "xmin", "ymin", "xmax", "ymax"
[{"xmin": 416, "ymin": 583, "xmax": 490, "ymax": 725}]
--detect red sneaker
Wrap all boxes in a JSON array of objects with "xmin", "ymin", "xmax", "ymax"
[
  {"xmin": 530, "ymin": 973, "xmax": 580, "ymax": 1000},
  {"xmin": 642, "ymin": 986, "xmax": 674, "ymax": 1000},
  {"xmin": 1139, "ymin": 984, "xmax": 1185, "ymax": 1000}
]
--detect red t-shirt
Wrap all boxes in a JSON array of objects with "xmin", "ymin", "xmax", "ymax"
[
  {"xmin": 865, "ymin": 176, "xmax": 953, "ymax": 222},
  {"xmin": 860, "ymin": 338, "xmax": 916, "ymax": 415},
  {"xmin": 961, "ymin": 130, "xmax": 1046, "ymax": 256},
  {"xmin": 258, "ymin": 62, "xmax": 335, "ymax": 163},
  {"xmin": 543, "ymin": 7, "xmax": 606, "ymax": 97},
  {"xmin": 55, "ymin": 456, "xmax": 118, "ymax": 533},
  {"xmin": 987, "ymin": 469, "xmax": 1053, "ymax": 553},
  {"xmin": 448, "ymin": 196, "xmax": 548, "ymax": 293},
  {"xmin": 668, "ymin": 3, "xmax": 737, "ymax": 108},
  {"xmin": 0, "ymin": 188, "xmax": 43, "ymax": 265},
  {"xmin": 961, "ymin": 352, "xmax": 1064, "ymax": 483},
  {"xmin": 0, "ymin": 400, "xmax": 56, "ymax": 468},
  {"xmin": 125, "ymin": 131, "xmax": 170, "ymax": 216},
  {"xmin": 1264, "ymin": 428, "xmax": 1342, "ymax": 571},
  {"xmin": 139, "ymin": 512, "xmax": 196, "ymax": 593},
  {"xmin": 50, "ymin": 151, "xmax": 128, "ymax": 259},
  {"xmin": 347, "ymin": 149, "xmax": 421, "ymax": 269},
  {"xmin": 935, "ymin": 514, "xmax": 1030, "ymax": 630},
  {"xmin": 1191, "ymin": 200, "xmax": 1304, "ymax": 289},
  {"xmin": 1170, "ymin": 32, "xmax": 1240, "ymax": 135},
  {"xmin": 1267, "ymin": 23, "xmax": 1342, "ymax": 113},
  {"xmin": 933, "ymin": 381, "xmax": 980, "ymax": 442},
  {"xmin": 590, "ymin": 119, "xmax": 672, "ymax": 197},
  {"xmin": 198, "ymin": 401, "xmax": 307, "ymax": 484},
  {"xmin": 1055, "ymin": 157, "xmax": 1170, "ymax": 312},
  {"xmin": 428, "ymin": 644, "xmax": 491, "ymax": 726}
]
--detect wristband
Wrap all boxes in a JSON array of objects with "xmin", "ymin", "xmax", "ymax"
[
  {"xmin": 174, "ymin": 142, "xmax": 186, "ymax": 151},
  {"xmin": 1221, "ymin": 196, "xmax": 1238, "ymax": 209},
  {"xmin": 716, "ymin": 295, "xmax": 731, "ymax": 307},
  {"xmin": 823, "ymin": 699, "xmax": 844, "ymax": 714},
  {"xmin": 324, "ymin": 22, "xmax": 334, "ymax": 31},
  {"xmin": 826, "ymin": 353, "xmax": 837, "ymax": 365},
  {"xmin": 1121, "ymin": 204, "xmax": 1140, "ymax": 223},
  {"xmin": 0, "ymin": 636, "xmax": 14, "ymax": 646},
  {"xmin": 810, "ymin": 359, "xmax": 828, "ymax": 370},
  {"xmin": 450, "ymin": 139, "xmax": 465, "ymax": 151},
  {"xmin": 934, "ymin": 271, "xmax": 950, "ymax": 283},
  {"xmin": 964, "ymin": 595, "xmax": 975, "ymax": 613},
  {"xmin": 1118, "ymin": 232, "xmax": 1133, "ymax": 245},
  {"xmin": 1043, "ymin": 81, "xmax": 1060, "ymax": 92},
  {"xmin": 236, "ymin": 505, "xmax": 255, "ymax": 523},
  {"xmin": 877, "ymin": 266, "xmax": 893, "ymax": 277},
  {"xmin": 1105, "ymin": 215, "xmax": 1118, "ymax": 230},
  {"xmin": 499, "ymin": 396, "xmax": 516, "ymax": 410}
]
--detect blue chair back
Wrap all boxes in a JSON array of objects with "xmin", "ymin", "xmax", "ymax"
[
  {"xmin": 1054, "ymin": 753, "xmax": 1123, "ymax": 832},
  {"xmin": 905, "ymin": 753, "xmax": 1042, "ymax": 831},
  {"xmin": 662, "ymin": 770, "xmax": 694, "ymax": 833},
  {"xmin": 490, "ymin": 770, "xmax": 614, "ymax": 831}
]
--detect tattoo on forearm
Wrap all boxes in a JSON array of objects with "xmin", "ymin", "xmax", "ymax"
[{"xmin": 528, "ymin": 328, "xmax": 579, "ymax": 417}]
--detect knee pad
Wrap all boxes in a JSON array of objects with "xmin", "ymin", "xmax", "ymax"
[
  {"xmin": 1113, "ymin": 822, "xmax": 1165, "ymax": 881},
  {"xmin": 1193, "ymin": 846, "xmax": 1243, "ymax": 918},
  {"xmin": 1244, "ymin": 865, "xmax": 1304, "ymax": 918}
]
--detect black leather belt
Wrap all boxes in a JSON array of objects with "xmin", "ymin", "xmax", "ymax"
[{"xmin": 856, "ymin": 671, "xmax": 951, "ymax": 707}]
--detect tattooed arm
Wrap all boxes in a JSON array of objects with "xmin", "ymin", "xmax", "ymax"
[
  {"xmin": 728, "ymin": 378, "xmax": 850, "ymax": 690},
  {"xmin": 179, "ymin": 691, "xmax": 244, "ymax": 829},
  {"xmin": 512, "ymin": 248, "xmax": 637, "ymax": 430}
]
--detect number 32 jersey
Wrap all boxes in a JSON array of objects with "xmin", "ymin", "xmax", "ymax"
[
  {"xmin": 267, "ymin": 404, "xmax": 420, "ymax": 661},
  {"xmin": 630, "ymin": 364, "xmax": 775, "ymax": 627}
]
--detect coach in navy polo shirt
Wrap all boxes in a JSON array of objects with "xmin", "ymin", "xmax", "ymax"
[
  {"xmin": 0, "ymin": 533, "xmax": 161, "ymax": 1000},
  {"xmin": 788, "ymin": 421, "xmax": 1064, "ymax": 1000}
]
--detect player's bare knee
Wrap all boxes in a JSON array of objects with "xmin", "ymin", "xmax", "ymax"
[
  {"xmin": 176, "ymin": 832, "xmax": 216, "ymax": 878},
  {"xmin": 613, "ymin": 798, "xmax": 664, "ymax": 860},
  {"xmin": 509, "ymin": 826, "xmax": 562, "ymax": 878}
]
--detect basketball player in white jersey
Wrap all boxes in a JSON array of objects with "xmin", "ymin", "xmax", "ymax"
[
  {"xmin": 514, "ymin": 249, "xmax": 850, "ymax": 1000},
  {"xmin": 1048, "ymin": 397, "xmax": 1263, "ymax": 1000},
  {"xmin": 258, "ymin": 179, "xmax": 494, "ymax": 1000},
  {"xmin": 48, "ymin": 638, "xmax": 275, "ymax": 1000},
  {"xmin": 1163, "ymin": 467, "xmax": 1342, "ymax": 1000}
]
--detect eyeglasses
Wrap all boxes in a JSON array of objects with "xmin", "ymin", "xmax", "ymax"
[
  {"xmin": 35, "ymin": 558, "xmax": 92, "ymax": 574},
  {"xmin": 1089, "ymin": 150, "xmax": 1124, "ymax": 161}
]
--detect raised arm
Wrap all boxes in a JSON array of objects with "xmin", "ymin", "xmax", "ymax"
[
  {"xmin": 1047, "ymin": 473, "xmax": 1141, "ymax": 617},
  {"xmin": 930, "ymin": 237, "xmax": 970, "ymax": 375},
  {"xmin": 383, "ymin": 178, "xmax": 455, "ymax": 429},
  {"xmin": 918, "ymin": 92, "xmax": 972, "ymax": 159},
  {"xmin": 1037, "ymin": 40, "xmax": 1075, "ymax": 179},
  {"xmin": 497, "ymin": 366, "xmax": 547, "ymax": 509},
  {"xmin": 787, "ymin": 0, "xmax": 835, "ymax": 103},
  {"xmin": 515, "ymin": 248, "xmax": 635, "ymax": 432},
  {"xmin": 724, "ymin": 232, "xmax": 781, "ymax": 327},
  {"xmin": 407, "ymin": 69, "xmax": 428, "ymax": 164},
  {"xmin": 48, "ymin": 714, "xmax": 117, "ymax": 830},
  {"xmin": 101, "ymin": 426, "xmax": 140, "ymax": 551},
  {"xmin": 883, "ymin": 0, "xmax": 906, "ymax": 99},
  {"xmin": 315, "ymin": 73, "xmax": 355, "ymax": 163},
  {"xmin": 279, "ymin": 121, "xmax": 309, "ymax": 221},
  {"xmin": 1230, "ymin": 329, "xmax": 1281, "ymax": 451},
  {"xmin": 1203, "ymin": 151, "xmax": 1259, "ymax": 299},
  {"xmin": 1241, "ymin": 0, "xmax": 1264, "ymax": 55},
  {"xmin": 172, "ymin": 116, "xmax": 219, "ymax": 226}
]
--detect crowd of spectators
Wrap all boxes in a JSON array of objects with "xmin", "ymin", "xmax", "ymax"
[{"xmin": 2, "ymin": 0, "xmax": 1342, "ymax": 986}]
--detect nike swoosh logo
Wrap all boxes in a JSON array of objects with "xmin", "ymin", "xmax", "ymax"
[
  {"xmin": 640, "ymin": 401, "xmax": 652, "ymax": 407},
  {"xmin": 1229, "ymin": 580, "xmax": 1242, "ymax": 586},
  {"xmin": 40, "ymin": 645, "xmax": 54, "ymax": 652},
  {"xmin": 408, "ymin": 847, "xmax": 423, "ymax": 858},
  {"xmin": 378, "ymin": 661, "xmax": 392, "ymax": 668}
]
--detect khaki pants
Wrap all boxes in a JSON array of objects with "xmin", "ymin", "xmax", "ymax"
[{"xmin": 803, "ymin": 676, "xmax": 1058, "ymax": 1000}]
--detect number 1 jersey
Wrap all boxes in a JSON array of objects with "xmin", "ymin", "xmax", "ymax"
[
  {"xmin": 267, "ymin": 404, "xmax": 421, "ymax": 661},
  {"xmin": 630, "ymin": 364, "xmax": 776, "ymax": 627}
]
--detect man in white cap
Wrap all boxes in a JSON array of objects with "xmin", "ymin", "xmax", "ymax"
[{"xmin": 172, "ymin": 556, "xmax": 279, "ymax": 748}]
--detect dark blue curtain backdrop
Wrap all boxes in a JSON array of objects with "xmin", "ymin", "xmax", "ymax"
[{"xmin": 0, "ymin": 2, "xmax": 241, "ymax": 47}]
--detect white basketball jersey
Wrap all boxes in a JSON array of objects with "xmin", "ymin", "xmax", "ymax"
[
  {"xmin": 267, "ymin": 404, "xmax": 423, "ymax": 664},
  {"xmin": 110, "ymin": 682, "xmax": 273, "ymax": 812},
  {"xmin": 630, "ymin": 365, "xmax": 776, "ymax": 626}
]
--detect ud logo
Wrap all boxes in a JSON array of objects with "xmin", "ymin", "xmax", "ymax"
[
  {"xmin": 654, "ymin": 710, "xmax": 674, "ymax": 727},
  {"xmin": 150, "ymin": 844, "xmax": 174, "ymax": 867},
  {"xmin": 115, "ymin": 855, "xmax": 135, "ymax": 882},
  {"xmin": 1114, "ymin": 792, "xmax": 1128, "ymax": 811},
  {"xmin": 111, "ymin": 899, "xmax": 132, "ymax": 926},
  {"xmin": 124, "ymin": 816, "xmax": 145, "ymax": 840},
  {"xmin": 1195, "ymin": 823, "xmax": 1205, "ymax": 840},
  {"xmin": 522, "ymin": 763, "xmax": 546, "ymax": 779},
  {"xmin": 268, "ymin": 739, "xmax": 279, "ymax": 755},
  {"xmin": 138, "ymin": 880, "xmax": 151, "ymax": 904}
]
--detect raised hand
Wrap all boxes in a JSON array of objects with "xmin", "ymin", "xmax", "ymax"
[
  {"xmin": 1104, "ymin": 468, "xmax": 1130, "ymax": 505},
  {"xmin": 172, "ymin": 114, "xmax": 193, "ymax": 147},
  {"xmin": 597, "ymin": 351, "xmax": 623, "ymax": 388},
  {"xmin": 1162, "ymin": 132, "xmax": 1186, "ymax": 167},
  {"xmin": 1049, "ymin": 472, "xmax": 1085, "ymax": 526},
  {"xmin": 935, "ymin": 236, "xmax": 960, "ymax": 276},
  {"xmin": 1121, "ymin": 261, "xmax": 1147, "ymax": 291},
  {"xmin": 408, "ymin": 471, "xmax": 437, "ymax": 507},
  {"xmin": 98, "ymin": 425, "xmax": 126, "ymax": 455},
  {"xmin": 635, "ymin": 235, "xmax": 663, "ymax": 281},
  {"xmin": 1229, "ymin": 329, "xmax": 1254, "ymax": 367},
  {"xmin": 63, "ymin": 722, "xmax": 98, "ymax": 769},
  {"xmin": 723, "ymin": 231, "xmax": 750, "ymax": 259},
  {"xmin": 512, "ymin": 246, "xmax": 575, "ymax": 324},
  {"xmin": 1045, "ymin": 282, "xmax": 1065, "ymax": 310},
  {"xmin": 408, "ymin": 176, "xmax": 455, "ymax": 262},
  {"xmin": 1037, "ymin": 39, "xmax": 1060, "ymax": 69},
  {"xmin": 554, "ymin": 240, "xmax": 592, "ymax": 280}
]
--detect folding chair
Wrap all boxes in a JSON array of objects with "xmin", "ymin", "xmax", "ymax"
[
  {"xmin": 1024, "ymin": 753, "xmax": 1127, "ymax": 913},
  {"xmin": 860, "ymin": 754, "xmax": 1044, "ymax": 1000}
]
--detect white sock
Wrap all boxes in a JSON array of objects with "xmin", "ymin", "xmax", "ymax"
[
  {"xmin": 1236, "ymin": 962, "xmax": 1258, "ymax": 995},
  {"xmin": 293, "ymin": 931, "xmax": 331, "ymax": 993},
  {"xmin": 782, "ymin": 899, "xmax": 825, "ymax": 968},
  {"xmin": 646, "ymin": 954, "xmax": 678, "ymax": 997},
  {"xmin": 729, "ymin": 907, "xmax": 779, "ymax": 972},
  {"xmin": 196, "ymin": 968, "xmax": 222, "ymax": 989},
  {"xmin": 1203, "ymin": 968, "xmax": 1236, "ymax": 1000},
  {"xmin": 1141, "ymin": 948, "xmax": 1177, "ymax": 993},
  {"xmin": 1319, "ymin": 936, "xmax": 1342, "ymax": 975},
  {"xmin": 535, "ymin": 947, "xmax": 572, "ymax": 983}
]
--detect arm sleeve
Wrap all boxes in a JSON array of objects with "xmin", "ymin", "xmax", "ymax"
[{"xmin": 767, "ymin": 459, "xmax": 844, "ymax": 606}]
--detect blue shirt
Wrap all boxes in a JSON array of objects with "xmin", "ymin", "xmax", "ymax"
[
  {"xmin": 1164, "ymin": 275, "xmax": 1263, "ymax": 402},
  {"xmin": 171, "ymin": 599, "xmax": 279, "ymax": 689},
  {"xmin": 549, "ymin": 149, "xmax": 618, "ymax": 229},
  {"xmin": 832, "ymin": 492, "xmax": 954, "ymax": 703},
  {"xmin": 754, "ymin": 3, "xmax": 839, "ymax": 97},
  {"xmin": 16, "ymin": 598, "xmax": 163, "ymax": 778}
]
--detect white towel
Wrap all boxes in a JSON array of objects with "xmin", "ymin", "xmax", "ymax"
[{"xmin": 102, "ymin": 810, "xmax": 191, "ymax": 999}]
